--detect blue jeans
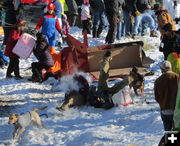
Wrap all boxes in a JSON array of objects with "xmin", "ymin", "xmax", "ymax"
[
  {"xmin": 122, "ymin": 10, "xmax": 131, "ymax": 36},
  {"xmin": 117, "ymin": 22, "xmax": 122, "ymax": 40},
  {"xmin": 139, "ymin": 21, "xmax": 148, "ymax": 35},
  {"xmin": 132, "ymin": 12, "xmax": 156, "ymax": 36},
  {"xmin": 161, "ymin": 112, "xmax": 174, "ymax": 131},
  {"xmin": 92, "ymin": 9, "xmax": 106, "ymax": 30}
]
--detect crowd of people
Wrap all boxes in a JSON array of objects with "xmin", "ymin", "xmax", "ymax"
[{"xmin": 0, "ymin": 0, "xmax": 180, "ymax": 144}]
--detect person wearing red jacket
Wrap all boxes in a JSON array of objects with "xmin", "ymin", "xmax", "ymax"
[
  {"xmin": 5, "ymin": 19, "xmax": 27, "ymax": 80},
  {"xmin": 35, "ymin": 2, "xmax": 62, "ymax": 47}
]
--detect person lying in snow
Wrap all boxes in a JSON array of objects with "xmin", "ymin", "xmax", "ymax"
[
  {"xmin": 29, "ymin": 32, "xmax": 54, "ymax": 83},
  {"xmin": 57, "ymin": 51, "xmax": 141, "ymax": 111},
  {"xmin": 87, "ymin": 51, "xmax": 140, "ymax": 109}
]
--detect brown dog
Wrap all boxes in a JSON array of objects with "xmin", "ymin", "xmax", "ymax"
[
  {"xmin": 129, "ymin": 66, "xmax": 145, "ymax": 96},
  {"xmin": 8, "ymin": 106, "xmax": 47, "ymax": 139},
  {"xmin": 129, "ymin": 76, "xmax": 144, "ymax": 96}
]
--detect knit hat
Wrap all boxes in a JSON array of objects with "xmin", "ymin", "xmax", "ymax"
[
  {"xmin": 84, "ymin": 0, "xmax": 89, "ymax": 4},
  {"xmin": 160, "ymin": 61, "xmax": 172, "ymax": 71},
  {"xmin": 162, "ymin": 23, "xmax": 172, "ymax": 32}
]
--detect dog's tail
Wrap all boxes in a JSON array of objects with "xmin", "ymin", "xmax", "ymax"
[{"xmin": 33, "ymin": 106, "xmax": 47, "ymax": 112}]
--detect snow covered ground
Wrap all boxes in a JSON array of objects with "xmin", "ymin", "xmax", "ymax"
[{"xmin": 0, "ymin": 25, "xmax": 175, "ymax": 146}]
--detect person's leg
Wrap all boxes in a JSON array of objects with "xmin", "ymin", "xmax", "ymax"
[
  {"xmin": 161, "ymin": 112, "xmax": 174, "ymax": 131},
  {"xmin": 123, "ymin": 10, "xmax": 131, "ymax": 36},
  {"xmin": 143, "ymin": 14, "xmax": 155, "ymax": 30},
  {"xmin": 105, "ymin": 14, "xmax": 117, "ymax": 44},
  {"xmin": 13, "ymin": 58, "xmax": 21, "ymax": 78},
  {"xmin": 6, "ymin": 57, "xmax": 15, "ymax": 78},
  {"xmin": 92, "ymin": 9, "xmax": 100, "ymax": 38},
  {"xmin": 116, "ymin": 22, "xmax": 122, "ymax": 40},
  {"xmin": 56, "ymin": 18, "xmax": 63, "ymax": 46},
  {"xmin": 97, "ymin": 11, "xmax": 106, "ymax": 38},
  {"xmin": 141, "ymin": 21, "xmax": 148, "ymax": 36},
  {"xmin": 132, "ymin": 14, "xmax": 142, "ymax": 36}
]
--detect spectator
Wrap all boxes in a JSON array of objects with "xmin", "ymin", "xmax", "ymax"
[
  {"xmin": 1, "ymin": 0, "xmax": 17, "ymax": 49},
  {"xmin": 159, "ymin": 23, "xmax": 180, "ymax": 60},
  {"xmin": 52, "ymin": 0, "xmax": 63, "ymax": 47},
  {"xmin": 5, "ymin": 19, "xmax": 26, "ymax": 80},
  {"xmin": 90, "ymin": 0, "xmax": 106, "ymax": 38},
  {"xmin": 81, "ymin": 0, "xmax": 91, "ymax": 34},
  {"xmin": 154, "ymin": 60, "xmax": 179, "ymax": 131},
  {"xmin": 172, "ymin": 0, "xmax": 180, "ymax": 24},
  {"xmin": 65, "ymin": 0, "xmax": 78, "ymax": 26},
  {"xmin": 122, "ymin": 0, "xmax": 133, "ymax": 37},
  {"xmin": 116, "ymin": 0, "xmax": 125, "ymax": 41},
  {"xmin": 153, "ymin": 3, "xmax": 176, "ymax": 37},
  {"xmin": 132, "ymin": 0, "xmax": 158, "ymax": 39},
  {"xmin": 104, "ymin": 0, "xmax": 122, "ymax": 44},
  {"xmin": 35, "ymin": 3, "xmax": 62, "ymax": 48}
]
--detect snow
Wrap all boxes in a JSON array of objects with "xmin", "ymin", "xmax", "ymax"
[{"xmin": 0, "ymin": 25, "xmax": 177, "ymax": 146}]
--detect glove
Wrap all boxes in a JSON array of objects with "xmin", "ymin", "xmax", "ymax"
[
  {"xmin": 135, "ymin": 10, "xmax": 141, "ymax": 16},
  {"xmin": 147, "ymin": 5, "xmax": 151, "ymax": 9}
]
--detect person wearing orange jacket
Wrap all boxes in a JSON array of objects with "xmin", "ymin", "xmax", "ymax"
[{"xmin": 35, "ymin": 2, "xmax": 62, "ymax": 47}]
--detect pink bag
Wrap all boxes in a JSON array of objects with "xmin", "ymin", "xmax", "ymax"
[
  {"xmin": 112, "ymin": 87, "xmax": 133, "ymax": 106},
  {"xmin": 12, "ymin": 33, "xmax": 36, "ymax": 59}
]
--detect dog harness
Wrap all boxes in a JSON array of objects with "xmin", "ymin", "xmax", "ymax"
[{"xmin": 16, "ymin": 111, "xmax": 32, "ymax": 128}]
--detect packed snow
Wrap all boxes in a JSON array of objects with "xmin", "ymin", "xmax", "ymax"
[{"xmin": 0, "ymin": 24, "xmax": 179, "ymax": 146}]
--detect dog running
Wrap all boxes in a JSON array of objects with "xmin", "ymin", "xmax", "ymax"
[{"xmin": 8, "ymin": 106, "xmax": 47, "ymax": 139}]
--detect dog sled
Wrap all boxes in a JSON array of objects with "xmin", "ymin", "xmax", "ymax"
[{"xmin": 61, "ymin": 31, "xmax": 154, "ymax": 81}]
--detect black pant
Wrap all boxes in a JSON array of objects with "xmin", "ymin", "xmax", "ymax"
[
  {"xmin": 6, "ymin": 57, "xmax": 20, "ymax": 77},
  {"xmin": 161, "ymin": 112, "xmax": 174, "ymax": 131},
  {"xmin": 105, "ymin": 14, "xmax": 117, "ymax": 44},
  {"xmin": 31, "ymin": 62, "xmax": 49, "ymax": 80},
  {"xmin": 3, "ymin": 26, "xmax": 12, "ymax": 45},
  {"xmin": 82, "ymin": 20, "xmax": 91, "ymax": 34}
]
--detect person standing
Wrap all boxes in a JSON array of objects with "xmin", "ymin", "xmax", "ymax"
[
  {"xmin": 52, "ymin": 0, "xmax": 63, "ymax": 47},
  {"xmin": 5, "ymin": 19, "xmax": 26, "ymax": 79},
  {"xmin": 81, "ymin": 0, "xmax": 91, "ymax": 34},
  {"xmin": 90, "ymin": 0, "xmax": 106, "ymax": 38},
  {"xmin": 154, "ymin": 60, "xmax": 179, "ymax": 131},
  {"xmin": 65, "ymin": 0, "xmax": 78, "ymax": 26},
  {"xmin": 35, "ymin": 3, "xmax": 62, "ymax": 48},
  {"xmin": 1, "ymin": 0, "xmax": 17, "ymax": 49},
  {"xmin": 104, "ymin": 0, "xmax": 122, "ymax": 44},
  {"xmin": 132, "ymin": 0, "xmax": 158, "ymax": 39}
]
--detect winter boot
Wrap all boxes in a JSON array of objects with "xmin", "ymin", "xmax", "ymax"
[
  {"xmin": 93, "ymin": 28, "xmax": 97, "ymax": 38},
  {"xmin": 150, "ymin": 30, "xmax": 158, "ymax": 37}
]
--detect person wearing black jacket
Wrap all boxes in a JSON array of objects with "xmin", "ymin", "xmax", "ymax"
[
  {"xmin": 160, "ymin": 23, "xmax": 180, "ymax": 60},
  {"xmin": 104, "ymin": 0, "xmax": 123, "ymax": 44},
  {"xmin": 90, "ymin": 0, "xmax": 106, "ymax": 38},
  {"xmin": 1, "ymin": 0, "xmax": 17, "ymax": 46}
]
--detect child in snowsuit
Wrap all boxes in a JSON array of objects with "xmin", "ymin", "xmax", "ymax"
[
  {"xmin": 35, "ymin": 3, "xmax": 62, "ymax": 47},
  {"xmin": 30, "ymin": 33, "xmax": 54, "ymax": 83},
  {"xmin": 81, "ymin": 0, "xmax": 91, "ymax": 34},
  {"xmin": 5, "ymin": 19, "xmax": 26, "ymax": 79}
]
